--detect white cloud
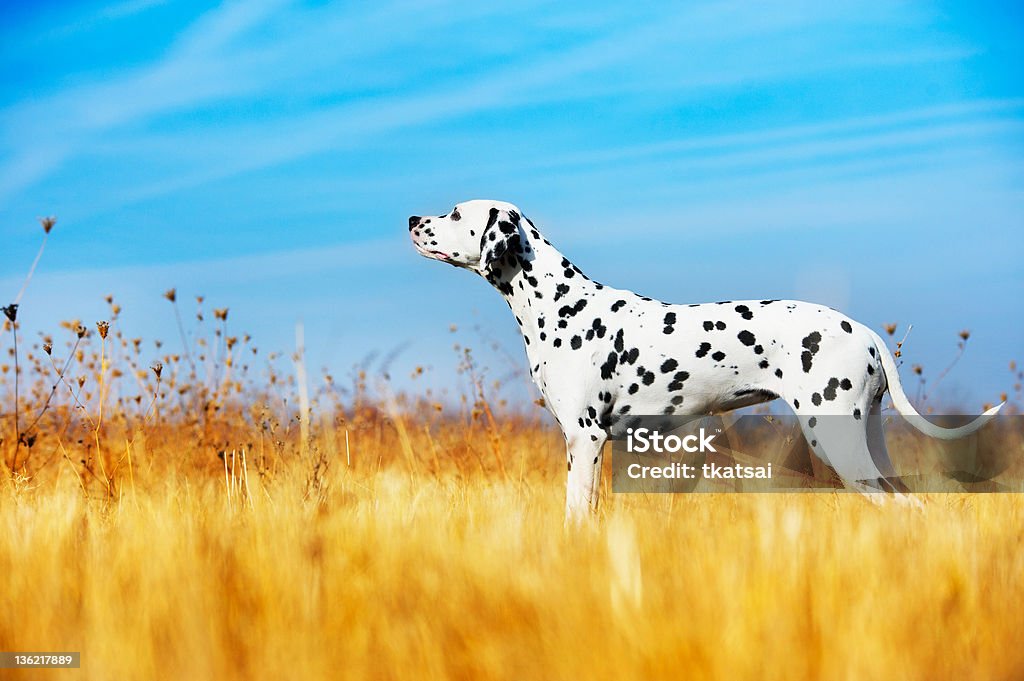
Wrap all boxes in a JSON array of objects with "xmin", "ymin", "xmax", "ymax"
[{"xmin": 1, "ymin": 1, "xmax": 970, "ymax": 206}]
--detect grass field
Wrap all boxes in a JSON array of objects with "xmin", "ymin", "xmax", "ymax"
[
  {"xmin": 2, "ymin": 235, "xmax": 1024, "ymax": 680},
  {"xmin": 3, "ymin": 368, "xmax": 1024, "ymax": 681},
  {"xmin": 3, "ymin": 426, "xmax": 1024, "ymax": 681}
]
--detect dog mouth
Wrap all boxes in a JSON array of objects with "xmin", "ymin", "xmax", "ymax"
[{"xmin": 413, "ymin": 242, "xmax": 451, "ymax": 261}]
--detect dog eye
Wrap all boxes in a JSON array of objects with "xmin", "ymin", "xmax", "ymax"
[{"xmin": 451, "ymin": 209, "xmax": 461, "ymax": 221}]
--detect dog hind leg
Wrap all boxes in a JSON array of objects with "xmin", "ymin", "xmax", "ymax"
[{"xmin": 793, "ymin": 395, "xmax": 892, "ymax": 493}]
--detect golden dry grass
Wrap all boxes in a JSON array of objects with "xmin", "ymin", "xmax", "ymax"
[
  {"xmin": 2, "ymin": 232, "xmax": 1023, "ymax": 680},
  {"xmin": 2, "ymin": 418, "xmax": 1024, "ymax": 681}
]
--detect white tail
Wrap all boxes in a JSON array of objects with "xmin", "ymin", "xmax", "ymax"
[{"xmin": 868, "ymin": 328, "xmax": 1003, "ymax": 439}]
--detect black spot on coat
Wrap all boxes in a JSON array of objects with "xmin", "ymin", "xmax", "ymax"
[{"xmin": 823, "ymin": 378, "xmax": 840, "ymax": 401}]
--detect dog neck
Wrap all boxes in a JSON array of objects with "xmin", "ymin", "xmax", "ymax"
[{"xmin": 481, "ymin": 225, "xmax": 602, "ymax": 355}]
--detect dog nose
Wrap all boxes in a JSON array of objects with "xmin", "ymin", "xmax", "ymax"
[{"xmin": 408, "ymin": 215, "xmax": 420, "ymax": 231}]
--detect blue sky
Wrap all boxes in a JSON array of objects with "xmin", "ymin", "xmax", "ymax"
[{"xmin": 1, "ymin": 0, "xmax": 1022, "ymax": 408}]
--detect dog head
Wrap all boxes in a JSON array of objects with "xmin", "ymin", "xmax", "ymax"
[{"xmin": 409, "ymin": 200, "xmax": 523, "ymax": 273}]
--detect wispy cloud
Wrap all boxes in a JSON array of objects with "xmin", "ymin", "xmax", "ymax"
[
  {"xmin": 0, "ymin": 1, "xmax": 971, "ymax": 207},
  {"xmin": 0, "ymin": 5, "xmax": 669, "ymax": 205},
  {"xmin": 1, "ymin": 0, "xmax": 1020, "ymax": 404},
  {"xmin": 0, "ymin": 0, "xmax": 294, "ymax": 200},
  {"xmin": 49, "ymin": 0, "xmax": 168, "ymax": 37},
  {"xmin": 0, "ymin": 235, "xmax": 407, "ymax": 295},
  {"xmin": 502, "ymin": 98, "xmax": 1024, "ymax": 175}
]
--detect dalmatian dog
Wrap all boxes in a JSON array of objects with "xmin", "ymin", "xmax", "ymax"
[{"xmin": 409, "ymin": 200, "xmax": 1003, "ymax": 518}]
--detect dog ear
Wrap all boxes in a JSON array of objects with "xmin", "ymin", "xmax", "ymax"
[{"xmin": 480, "ymin": 208, "xmax": 522, "ymax": 270}]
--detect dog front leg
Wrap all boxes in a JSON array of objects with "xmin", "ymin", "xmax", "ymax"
[{"xmin": 564, "ymin": 430, "xmax": 607, "ymax": 522}]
